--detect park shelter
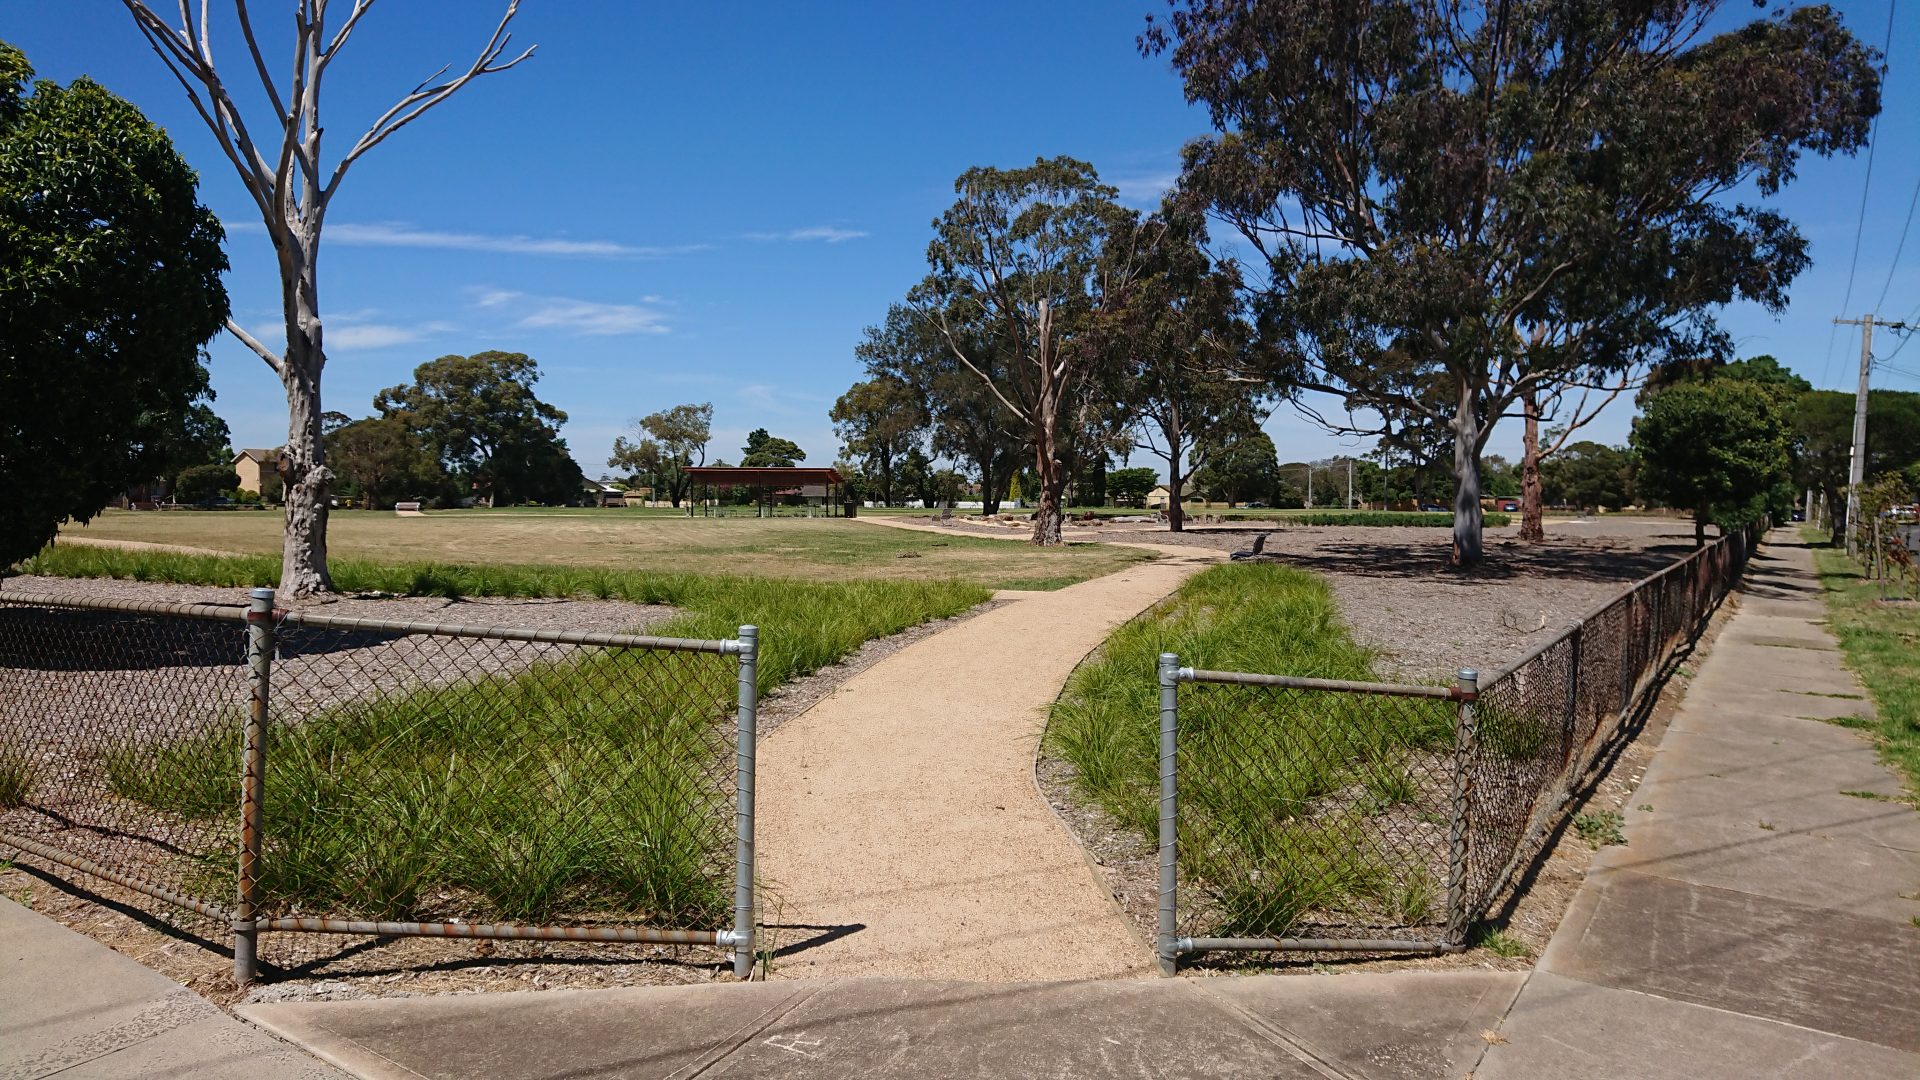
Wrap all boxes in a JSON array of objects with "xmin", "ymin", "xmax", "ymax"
[{"xmin": 682, "ymin": 466, "xmax": 850, "ymax": 517}]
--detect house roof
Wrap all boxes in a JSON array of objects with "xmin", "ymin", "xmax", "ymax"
[
  {"xmin": 233, "ymin": 448, "xmax": 280, "ymax": 464},
  {"xmin": 683, "ymin": 466, "xmax": 844, "ymax": 485}
]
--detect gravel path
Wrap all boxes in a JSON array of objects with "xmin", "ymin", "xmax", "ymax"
[
  {"xmin": 926, "ymin": 516, "xmax": 1698, "ymax": 679},
  {"xmin": 754, "ymin": 524, "xmax": 1222, "ymax": 981}
]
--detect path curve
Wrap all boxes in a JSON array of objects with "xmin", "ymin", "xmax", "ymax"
[{"xmin": 755, "ymin": 520, "xmax": 1221, "ymax": 981}]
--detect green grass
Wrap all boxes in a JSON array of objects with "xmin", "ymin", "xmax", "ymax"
[
  {"xmin": 1045, "ymin": 562, "xmax": 1457, "ymax": 938},
  {"xmin": 41, "ymin": 546, "xmax": 990, "ymax": 926},
  {"xmin": 0, "ymin": 751, "xmax": 34, "ymax": 810},
  {"xmin": 1475, "ymin": 926, "xmax": 1533, "ymax": 958},
  {"xmin": 51, "ymin": 508, "xmax": 1149, "ymax": 590},
  {"xmin": 1808, "ymin": 537, "xmax": 1920, "ymax": 800}
]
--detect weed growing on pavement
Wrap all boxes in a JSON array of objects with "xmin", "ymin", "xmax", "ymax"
[
  {"xmin": 1475, "ymin": 927, "xmax": 1532, "ymax": 958},
  {"xmin": 1573, "ymin": 810, "xmax": 1626, "ymax": 848}
]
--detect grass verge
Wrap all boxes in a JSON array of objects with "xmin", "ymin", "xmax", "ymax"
[
  {"xmin": 20, "ymin": 545, "xmax": 989, "ymax": 925},
  {"xmin": 1807, "ymin": 536, "xmax": 1920, "ymax": 800},
  {"xmin": 1046, "ymin": 562, "xmax": 1456, "ymax": 937}
]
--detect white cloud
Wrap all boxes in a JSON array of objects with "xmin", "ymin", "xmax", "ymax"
[
  {"xmin": 745, "ymin": 225, "xmax": 869, "ymax": 244},
  {"xmin": 229, "ymin": 219, "xmax": 705, "ymax": 259},
  {"xmin": 327, "ymin": 324, "xmax": 430, "ymax": 350},
  {"xmin": 475, "ymin": 289, "xmax": 670, "ymax": 337},
  {"xmin": 1110, "ymin": 173, "xmax": 1178, "ymax": 205}
]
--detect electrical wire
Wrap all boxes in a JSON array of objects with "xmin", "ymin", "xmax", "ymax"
[{"xmin": 1828, "ymin": 0, "xmax": 1900, "ymax": 384}]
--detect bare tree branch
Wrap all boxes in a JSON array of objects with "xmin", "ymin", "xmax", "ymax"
[{"xmin": 226, "ymin": 318, "xmax": 286, "ymax": 376}]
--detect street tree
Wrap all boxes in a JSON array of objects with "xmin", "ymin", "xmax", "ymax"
[
  {"xmin": 119, "ymin": 1, "xmax": 534, "ymax": 596},
  {"xmin": 1632, "ymin": 380, "xmax": 1791, "ymax": 546},
  {"xmin": 0, "ymin": 41, "xmax": 228, "ymax": 567},
  {"xmin": 740, "ymin": 429, "xmax": 806, "ymax": 468},
  {"xmin": 1149, "ymin": 0, "xmax": 1881, "ymax": 564},
  {"xmin": 831, "ymin": 376, "xmax": 925, "ymax": 506},
  {"xmin": 374, "ymin": 351, "xmax": 570, "ymax": 507},
  {"xmin": 609, "ymin": 403, "xmax": 712, "ymax": 508},
  {"xmin": 1100, "ymin": 209, "xmax": 1262, "ymax": 531},
  {"xmin": 910, "ymin": 157, "xmax": 1150, "ymax": 544}
]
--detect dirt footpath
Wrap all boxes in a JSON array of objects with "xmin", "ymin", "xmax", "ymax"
[{"xmin": 754, "ymin": 531, "xmax": 1221, "ymax": 981}]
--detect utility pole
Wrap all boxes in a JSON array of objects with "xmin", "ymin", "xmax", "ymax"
[
  {"xmin": 1347, "ymin": 458, "xmax": 1355, "ymax": 509},
  {"xmin": 1835, "ymin": 315, "xmax": 1915, "ymax": 557},
  {"xmin": 1306, "ymin": 465, "xmax": 1312, "ymax": 510}
]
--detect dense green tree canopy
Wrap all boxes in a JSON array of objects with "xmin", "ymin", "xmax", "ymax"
[
  {"xmin": 1540, "ymin": 442, "xmax": 1634, "ymax": 513},
  {"xmin": 831, "ymin": 376, "xmax": 925, "ymax": 506},
  {"xmin": 740, "ymin": 429, "xmax": 807, "ymax": 468},
  {"xmin": 1149, "ymin": 0, "xmax": 1881, "ymax": 564},
  {"xmin": 1632, "ymin": 380, "xmax": 1792, "ymax": 543},
  {"xmin": 327, "ymin": 418, "xmax": 446, "ymax": 510},
  {"xmin": 0, "ymin": 41, "xmax": 229, "ymax": 567},
  {"xmin": 1194, "ymin": 431, "xmax": 1280, "ymax": 506},
  {"xmin": 374, "ymin": 351, "xmax": 578, "ymax": 506},
  {"xmin": 173, "ymin": 463, "xmax": 239, "ymax": 505},
  {"xmin": 1108, "ymin": 467, "xmax": 1159, "ymax": 508}
]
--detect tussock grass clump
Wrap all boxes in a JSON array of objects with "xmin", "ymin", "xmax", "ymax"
[
  {"xmin": 1809, "ymin": 539, "xmax": 1920, "ymax": 801},
  {"xmin": 1047, "ymin": 563, "xmax": 1456, "ymax": 937},
  {"xmin": 0, "ymin": 748, "xmax": 36, "ymax": 809}
]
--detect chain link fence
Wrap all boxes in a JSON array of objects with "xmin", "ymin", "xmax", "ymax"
[
  {"xmin": 1156, "ymin": 524, "xmax": 1761, "ymax": 971},
  {"xmin": 0, "ymin": 587, "xmax": 758, "ymax": 983}
]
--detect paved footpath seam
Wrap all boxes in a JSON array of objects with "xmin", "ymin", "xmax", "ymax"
[
  {"xmin": 754, "ymin": 518, "xmax": 1223, "ymax": 980},
  {"xmin": 1474, "ymin": 529, "xmax": 1920, "ymax": 1079}
]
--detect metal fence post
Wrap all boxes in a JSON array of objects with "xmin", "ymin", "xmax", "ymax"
[
  {"xmin": 732, "ymin": 625, "xmax": 759, "ymax": 979},
  {"xmin": 1444, "ymin": 668, "xmax": 1479, "ymax": 945},
  {"xmin": 1157, "ymin": 652, "xmax": 1180, "ymax": 977},
  {"xmin": 235, "ymin": 587, "xmax": 274, "ymax": 986}
]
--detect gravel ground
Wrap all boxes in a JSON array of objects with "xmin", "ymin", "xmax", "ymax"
[{"xmin": 936, "ymin": 516, "xmax": 1699, "ymax": 679}]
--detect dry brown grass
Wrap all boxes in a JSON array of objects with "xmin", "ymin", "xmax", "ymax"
[{"xmin": 58, "ymin": 508, "xmax": 1149, "ymax": 590}]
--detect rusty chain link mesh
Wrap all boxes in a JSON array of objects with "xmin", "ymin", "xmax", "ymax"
[
  {"xmin": 0, "ymin": 593, "xmax": 742, "ymax": 976},
  {"xmin": 0, "ymin": 599, "xmax": 246, "ymax": 930},
  {"xmin": 1174, "ymin": 681, "xmax": 1458, "ymax": 943},
  {"xmin": 1460, "ymin": 524, "xmax": 1756, "ymax": 925},
  {"xmin": 1172, "ymin": 524, "xmax": 1760, "ymax": 956}
]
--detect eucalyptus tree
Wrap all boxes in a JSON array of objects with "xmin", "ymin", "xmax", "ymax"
[
  {"xmin": 609, "ymin": 403, "xmax": 713, "ymax": 509},
  {"xmin": 830, "ymin": 375, "xmax": 925, "ymax": 506},
  {"xmin": 0, "ymin": 41, "xmax": 228, "ymax": 567},
  {"xmin": 375, "ymin": 351, "xmax": 570, "ymax": 507},
  {"xmin": 119, "ymin": 0, "xmax": 534, "ymax": 595},
  {"xmin": 1098, "ymin": 210, "xmax": 1262, "ymax": 531},
  {"xmin": 911, "ymin": 157, "xmax": 1153, "ymax": 544},
  {"xmin": 856, "ymin": 305, "xmax": 1026, "ymax": 515},
  {"xmin": 1148, "ymin": 0, "xmax": 1881, "ymax": 565}
]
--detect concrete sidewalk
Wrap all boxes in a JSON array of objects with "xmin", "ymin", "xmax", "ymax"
[
  {"xmin": 0, "ymin": 897, "xmax": 346, "ymax": 1079},
  {"xmin": 234, "ymin": 971, "xmax": 1522, "ymax": 1080},
  {"xmin": 1475, "ymin": 529, "xmax": 1920, "ymax": 1078}
]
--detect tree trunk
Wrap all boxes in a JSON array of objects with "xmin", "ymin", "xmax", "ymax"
[
  {"xmin": 278, "ymin": 300, "xmax": 334, "ymax": 599},
  {"xmin": 979, "ymin": 455, "xmax": 998, "ymax": 516},
  {"xmin": 1167, "ymin": 474, "xmax": 1186, "ymax": 531},
  {"xmin": 1033, "ymin": 448, "xmax": 1066, "ymax": 545},
  {"xmin": 1450, "ymin": 380, "xmax": 1484, "ymax": 567},
  {"xmin": 1519, "ymin": 388, "xmax": 1545, "ymax": 543},
  {"xmin": 879, "ymin": 451, "xmax": 894, "ymax": 507}
]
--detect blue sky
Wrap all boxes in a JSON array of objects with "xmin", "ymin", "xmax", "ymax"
[{"xmin": 7, "ymin": 2, "xmax": 1918, "ymax": 478}]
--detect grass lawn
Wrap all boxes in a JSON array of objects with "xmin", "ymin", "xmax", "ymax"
[
  {"xmin": 1807, "ymin": 534, "xmax": 1920, "ymax": 799},
  {"xmin": 54, "ymin": 508, "xmax": 1149, "ymax": 591},
  {"xmin": 1046, "ymin": 563, "xmax": 1457, "ymax": 939}
]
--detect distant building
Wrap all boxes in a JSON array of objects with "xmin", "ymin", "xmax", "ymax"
[{"xmin": 232, "ymin": 448, "xmax": 281, "ymax": 494}]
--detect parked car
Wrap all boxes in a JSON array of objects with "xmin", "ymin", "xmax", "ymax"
[
  {"xmin": 1499, "ymin": 500, "xmax": 1520, "ymax": 512},
  {"xmin": 1419, "ymin": 503, "xmax": 1447, "ymax": 513},
  {"xmin": 1245, "ymin": 501, "xmax": 1268, "ymax": 509}
]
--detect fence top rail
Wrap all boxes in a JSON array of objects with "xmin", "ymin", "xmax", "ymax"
[
  {"xmin": 1481, "ymin": 524, "xmax": 1758, "ymax": 686},
  {"xmin": 1180, "ymin": 667, "xmax": 1465, "ymax": 700},
  {"xmin": 276, "ymin": 608, "xmax": 742, "ymax": 654},
  {"xmin": 0, "ymin": 586, "xmax": 742, "ymax": 654},
  {"xmin": 0, "ymin": 588, "xmax": 249, "ymax": 623}
]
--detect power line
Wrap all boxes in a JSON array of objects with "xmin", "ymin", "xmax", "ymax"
[
  {"xmin": 1876, "ymin": 172, "xmax": 1920, "ymax": 313},
  {"xmin": 1828, "ymin": 0, "xmax": 1899, "ymax": 384}
]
